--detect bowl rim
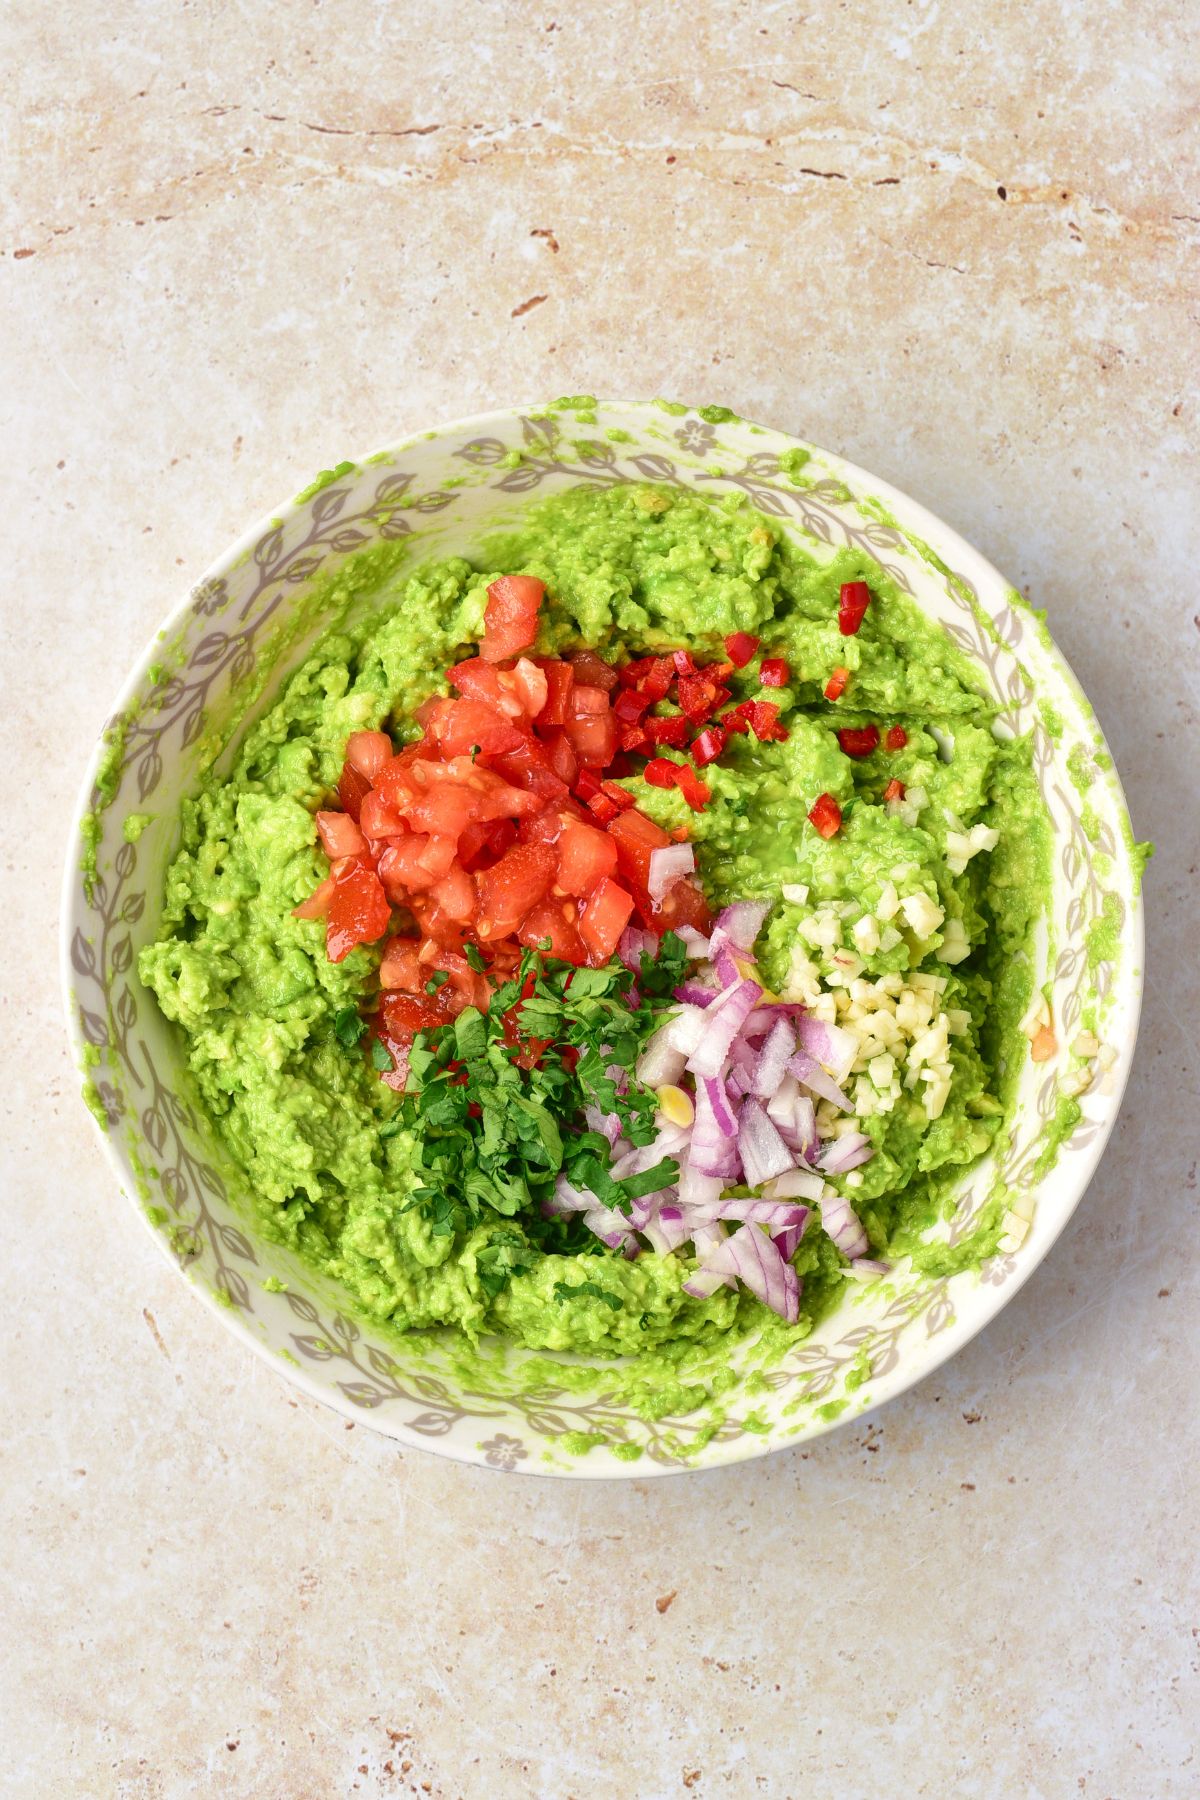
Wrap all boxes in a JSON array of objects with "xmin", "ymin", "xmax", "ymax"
[{"xmin": 61, "ymin": 397, "xmax": 1145, "ymax": 1478}]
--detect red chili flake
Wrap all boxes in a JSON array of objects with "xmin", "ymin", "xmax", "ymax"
[
  {"xmin": 886, "ymin": 725, "xmax": 908, "ymax": 751},
  {"xmin": 614, "ymin": 687, "xmax": 649, "ymax": 723},
  {"xmin": 824, "ymin": 666, "xmax": 849, "ymax": 701},
  {"xmin": 691, "ymin": 725, "xmax": 726, "ymax": 767},
  {"xmin": 883, "ymin": 778, "xmax": 906, "ymax": 802},
  {"xmin": 643, "ymin": 757, "xmax": 680, "ymax": 789},
  {"xmin": 586, "ymin": 792, "xmax": 620, "ymax": 824},
  {"xmin": 837, "ymin": 724, "xmax": 881, "ymax": 759},
  {"xmin": 574, "ymin": 767, "xmax": 603, "ymax": 801},
  {"xmin": 808, "ymin": 792, "xmax": 842, "ymax": 838},
  {"xmin": 760, "ymin": 657, "xmax": 789, "ymax": 688},
  {"xmin": 672, "ymin": 649, "xmax": 699, "ymax": 678},
  {"xmin": 838, "ymin": 581, "xmax": 872, "ymax": 636},
  {"xmin": 724, "ymin": 631, "xmax": 760, "ymax": 668},
  {"xmin": 644, "ymin": 714, "xmax": 690, "ymax": 747},
  {"xmin": 673, "ymin": 764, "xmax": 711, "ymax": 811},
  {"xmin": 599, "ymin": 780, "xmax": 636, "ymax": 812}
]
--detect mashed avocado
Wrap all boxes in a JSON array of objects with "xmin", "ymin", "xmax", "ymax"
[{"xmin": 138, "ymin": 483, "xmax": 1051, "ymax": 1362}]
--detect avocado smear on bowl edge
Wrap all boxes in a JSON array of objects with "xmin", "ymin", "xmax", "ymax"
[{"xmin": 138, "ymin": 481, "xmax": 1052, "ymax": 1393}]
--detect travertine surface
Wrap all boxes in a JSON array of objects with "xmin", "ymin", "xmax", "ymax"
[{"xmin": 3, "ymin": 3, "xmax": 1197, "ymax": 1795}]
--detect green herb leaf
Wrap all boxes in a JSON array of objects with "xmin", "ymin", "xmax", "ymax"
[
  {"xmin": 370, "ymin": 1037, "xmax": 395, "ymax": 1072},
  {"xmin": 553, "ymin": 1279, "xmax": 622, "ymax": 1312},
  {"xmin": 425, "ymin": 970, "xmax": 450, "ymax": 994},
  {"xmin": 333, "ymin": 1006, "xmax": 366, "ymax": 1048},
  {"xmin": 465, "ymin": 943, "xmax": 487, "ymax": 973}
]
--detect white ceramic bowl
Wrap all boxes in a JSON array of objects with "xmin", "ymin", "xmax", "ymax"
[{"xmin": 62, "ymin": 399, "xmax": 1143, "ymax": 1477}]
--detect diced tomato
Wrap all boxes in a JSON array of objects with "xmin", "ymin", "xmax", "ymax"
[
  {"xmin": 414, "ymin": 694, "xmax": 455, "ymax": 737},
  {"xmin": 378, "ymin": 990, "xmax": 449, "ymax": 1042},
  {"xmin": 481, "ymin": 574, "xmax": 545, "ymax": 662},
  {"xmin": 475, "ymin": 843, "xmax": 557, "ymax": 939},
  {"xmin": 448, "ymin": 656, "xmax": 505, "ymax": 705},
  {"xmin": 886, "ymin": 725, "xmax": 908, "ymax": 751},
  {"xmin": 541, "ymin": 730, "xmax": 579, "ymax": 787},
  {"xmin": 838, "ymin": 581, "xmax": 872, "ymax": 636},
  {"xmin": 293, "ymin": 874, "xmax": 336, "ymax": 920},
  {"xmin": 316, "ymin": 809, "xmax": 367, "ymax": 860},
  {"xmin": 579, "ymin": 877, "xmax": 635, "ymax": 963},
  {"xmin": 511, "ymin": 658, "xmax": 548, "ymax": 719},
  {"xmin": 643, "ymin": 757, "xmax": 679, "ymax": 789},
  {"xmin": 808, "ymin": 792, "xmax": 843, "ymax": 839},
  {"xmin": 415, "ymin": 832, "xmax": 460, "ymax": 880},
  {"xmin": 344, "ymin": 729, "xmax": 393, "ymax": 779},
  {"xmin": 358, "ymin": 789, "xmax": 410, "ymax": 840},
  {"xmin": 556, "ymin": 817, "xmax": 620, "ymax": 896},
  {"xmin": 433, "ymin": 697, "xmax": 526, "ymax": 758},
  {"xmin": 647, "ymin": 873, "xmax": 711, "ymax": 937},
  {"xmin": 337, "ymin": 761, "xmax": 372, "ymax": 823},
  {"xmin": 563, "ymin": 686, "xmax": 617, "ymax": 766},
  {"xmin": 672, "ymin": 764, "xmax": 710, "ymax": 811},
  {"xmin": 379, "ymin": 935, "xmax": 424, "ymax": 992},
  {"xmin": 377, "ymin": 836, "xmax": 439, "ymax": 898},
  {"xmin": 724, "ymin": 632, "xmax": 760, "ymax": 668},
  {"xmin": 532, "ymin": 659, "xmax": 575, "ymax": 727},
  {"xmin": 326, "ymin": 856, "xmax": 392, "ymax": 963},
  {"xmin": 883, "ymin": 778, "xmax": 906, "ymax": 803},
  {"xmin": 608, "ymin": 807, "xmax": 671, "ymax": 888},
  {"xmin": 518, "ymin": 897, "xmax": 587, "ymax": 964},
  {"xmin": 459, "ymin": 817, "xmax": 519, "ymax": 871},
  {"xmin": 489, "ymin": 740, "xmax": 571, "ymax": 803},
  {"xmin": 565, "ymin": 648, "xmax": 619, "ymax": 692},
  {"xmin": 837, "ymin": 725, "xmax": 881, "ymax": 759},
  {"xmin": 760, "ymin": 657, "xmax": 789, "ymax": 687},
  {"xmin": 643, "ymin": 714, "xmax": 689, "ymax": 747},
  {"xmin": 516, "ymin": 809, "xmax": 571, "ymax": 849},
  {"xmin": 824, "ymin": 666, "xmax": 850, "ymax": 702},
  {"xmin": 691, "ymin": 725, "xmax": 726, "ymax": 768},
  {"xmin": 430, "ymin": 861, "xmax": 476, "ymax": 922}
]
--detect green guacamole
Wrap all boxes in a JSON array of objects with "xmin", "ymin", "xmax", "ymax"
[{"xmin": 138, "ymin": 483, "xmax": 1051, "ymax": 1363}]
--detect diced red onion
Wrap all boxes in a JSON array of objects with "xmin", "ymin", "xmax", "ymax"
[
  {"xmin": 636, "ymin": 1022, "xmax": 689, "ymax": 1087},
  {"xmin": 675, "ymin": 926, "xmax": 712, "ymax": 958},
  {"xmin": 685, "ymin": 978, "xmax": 763, "ymax": 1079},
  {"xmin": 548, "ymin": 1175, "xmax": 594, "ymax": 1214},
  {"xmin": 772, "ymin": 1220, "xmax": 807, "ymax": 1262},
  {"xmin": 715, "ymin": 901, "xmax": 771, "ymax": 952},
  {"xmin": 817, "ymin": 1188, "xmax": 869, "ymax": 1259},
  {"xmin": 583, "ymin": 1204, "xmax": 640, "ymax": 1257},
  {"xmin": 788, "ymin": 1049, "xmax": 853, "ymax": 1112},
  {"xmin": 726, "ymin": 1063, "xmax": 753, "ymax": 1098},
  {"xmin": 609, "ymin": 1125, "xmax": 690, "ymax": 1182},
  {"xmin": 641, "ymin": 1204, "xmax": 694, "ymax": 1255},
  {"xmin": 843, "ymin": 1257, "xmax": 890, "ymax": 1280},
  {"xmin": 673, "ymin": 981, "xmax": 718, "ymax": 1008},
  {"xmin": 686, "ymin": 1197, "xmax": 808, "ymax": 1231},
  {"xmin": 795, "ymin": 1014, "xmax": 857, "ymax": 1084},
  {"xmin": 818, "ymin": 1131, "xmax": 874, "ymax": 1174},
  {"xmin": 677, "ymin": 1164, "xmax": 725, "ymax": 1210},
  {"xmin": 703, "ymin": 1074, "xmax": 738, "ymax": 1137},
  {"xmin": 713, "ymin": 941, "xmax": 743, "ymax": 989},
  {"xmin": 736, "ymin": 1097, "xmax": 795, "ymax": 1188},
  {"xmin": 663, "ymin": 1003, "xmax": 710, "ymax": 1058},
  {"xmin": 648, "ymin": 843, "xmax": 695, "ymax": 905},
  {"xmin": 617, "ymin": 925, "xmax": 657, "ymax": 973},
  {"xmin": 688, "ymin": 1079, "xmax": 741, "ymax": 1180},
  {"xmin": 584, "ymin": 1104, "xmax": 623, "ymax": 1147},
  {"xmin": 763, "ymin": 1166, "xmax": 826, "ymax": 1202},
  {"xmin": 684, "ymin": 1224, "xmax": 800, "ymax": 1322},
  {"xmin": 750, "ymin": 1016, "xmax": 797, "ymax": 1099}
]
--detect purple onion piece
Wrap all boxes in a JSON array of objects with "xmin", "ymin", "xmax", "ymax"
[
  {"xmin": 818, "ymin": 1188, "xmax": 870, "ymax": 1259},
  {"xmin": 684, "ymin": 1223, "xmax": 800, "ymax": 1322},
  {"xmin": 737, "ymin": 1097, "xmax": 795, "ymax": 1188},
  {"xmin": 684, "ymin": 978, "xmax": 763, "ymax": 1080},
  {"xmin": 788, "ymin": 1049, "xmax": 854, "ymax": 1113},
  {"xmin": 750, "ymin": 1015, "xmax": 797, "ymax": 1099},
  {"xmin": 715, "ymin": 900, "xmax": 772, "ymax": 952}
]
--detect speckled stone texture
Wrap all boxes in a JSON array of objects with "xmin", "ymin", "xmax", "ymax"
[{"xmin": 3, "ymin": 2, "xmax": 1197, "ymax": 1795}]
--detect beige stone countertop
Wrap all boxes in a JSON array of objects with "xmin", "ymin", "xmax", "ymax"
[{"xmin": 3, "ymin": 3, "xmax": 1197, "ymax": 1795}]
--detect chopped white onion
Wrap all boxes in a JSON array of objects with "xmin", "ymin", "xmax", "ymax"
[{"xmin": 647, "ymin": 843, "xmax": 696, "ymax": 905}]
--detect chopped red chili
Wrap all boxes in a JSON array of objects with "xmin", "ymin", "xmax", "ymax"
[
  {"xmin": 672, "ymin": 763, "xmax": 711, "ymax": 811},
  {"xmin": 672, "ymin": 649, "xmax": 699, "ymax": 678},
  {"xmin": 599, "ymin": 779, "xmax": 636, "ymax": 812},
  {"xmin": 613, "ymin": 687, "xmax": 649, "ymax": 723},
  {"xmin": 643, "ymin": 757, "xmax": 680, "ymax": 789},
  {"xmin": 759, "ymin": 657, "xmax": 789, "ymax": 687},
  {"xmin": 837, "ymin": 724, "xmax": 881, "ymax": 759},
  {"xmin": 883, "ymin": 778, "xmax": 905, "ymax": 802},
  {"xmin": 838, "ymin": 581, "xmax": 872, "ymax": 636},
  {"xmin": 824, "ymin": 666, "xmax": 849, "ymax": 701},
  {"xmin": 723, "ymin": 631, "xmax": 760, "ymax": 668},
  {"xmin": 574, "ymin": 767, "xmax": 603, "ymax": 801},
  {"xmin": 808, "ymin": 792, "xmax": 842, "ymax": 838},
  {"xmin": 691, "ymin": 725, "xmax": 726, "ymax": 767},
  {"xmin": 886, "ymin": 725, "xmax": 908, "ymax": 751},
  {"xmin": 586, "ymin": 792, "xmax": 620, "ymax": 824},
  {"xmin": 643, "ymin": 714, "xmax": 690, "ymax": 747}
]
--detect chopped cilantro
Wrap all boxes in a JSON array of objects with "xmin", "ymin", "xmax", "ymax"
[
  {"xmin": 465, "ymin": 943, "xmax": 487, "ymax": 973},
  {"xmin": 333, "ymin": 1006, "xmax": 366, "ymax": 1048},
  {"xmin": 553, "ymin": 1279, "xmax": 622, "ymax": 1312},
  {"xmin": 370, "ymin": 1037, "xmax": 395, "ymax": 1072},
  {"xmin": 425, "ymin": 970, "xmax": 450, "ymax": 995}
]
